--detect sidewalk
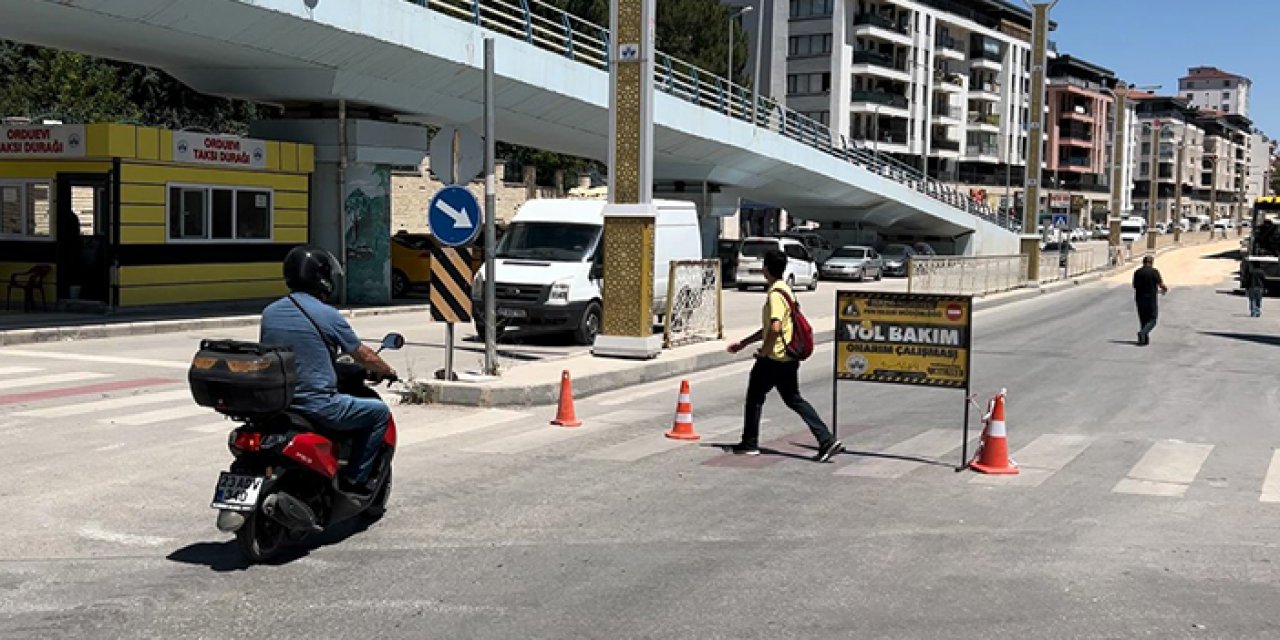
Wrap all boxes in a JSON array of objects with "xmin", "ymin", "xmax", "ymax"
[
  {"xmin": 408, "ymin": 275, "xmax": 1100, "ymax": 407},
  {"xmin": 0, "ymin": 298, "xmax": 429, "ymax": 347}
]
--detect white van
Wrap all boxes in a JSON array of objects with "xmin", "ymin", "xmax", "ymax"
[
  {"xmin": 1119, "ymin": 217, "xmax": 1147, "ymax": 245},
  {"xmin": 472, "ymin": 199, "xmax": 702, "ymax": 345}
]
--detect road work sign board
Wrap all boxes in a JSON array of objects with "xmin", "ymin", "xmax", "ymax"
[{"xmin": 834, "ymin": 292, "xmax": 972, "ymax": 389}]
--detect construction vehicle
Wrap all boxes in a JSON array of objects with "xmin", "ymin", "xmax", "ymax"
[{"xmin": 1244, "ymin": 196, "xmax": 1280, "ymax": 294}]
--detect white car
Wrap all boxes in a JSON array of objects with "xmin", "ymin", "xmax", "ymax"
[{"xmin": 735, "ymin": 237, "xmax": 820, "ymax": 291}]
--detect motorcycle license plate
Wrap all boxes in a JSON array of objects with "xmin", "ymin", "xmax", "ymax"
[{"xmin": 210, "ymin": 473, "xmax": 264, "ymax": 512}]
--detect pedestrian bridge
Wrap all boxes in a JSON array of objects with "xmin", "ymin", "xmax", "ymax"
[{"xmin": 3, "ymin": 0, "xmax": 1021, "ymax": 254}]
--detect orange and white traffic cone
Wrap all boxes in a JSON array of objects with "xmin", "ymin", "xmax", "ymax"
[
  {"xmin": 970, "ymin": 389, "xmax": 1018, "ymax": 475},
  {"xmin": 664, "ymin": 379, "xmax": 700, "ymax": 440},
  {"xmin": 550, "ymin": 370, "xmax": 582, "ymax": 427}
]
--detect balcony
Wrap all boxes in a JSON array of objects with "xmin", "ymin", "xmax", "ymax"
[
  {"xmin": 935, "ymin": 72, "xmax": 964, "ymax": 92},
  {"xmin": 933, "ymin": 138, "xmax": 962, "ymax": 152},
  {"xmin": 970, "ymin": 81, "xmax": 1001, "ymax": 101},
  {"xmin": 932, "ymin": 105, "xmax": 962, "ymax": 121},
  {"xmin": 968, "ymin": 113, "xmax": 1001, "ymax": 130},
  {"xmin": 852, "ymin": 50, "xmax": 911, "ymax": 82},
  {"xmin": 970, "ymin": 45, "xmax": 1003, "ymax": 71},
  {"xmin": 1059, "ymin": 156, "xmax": 1092, "ymax": 168},
  {"xmin": 1058, "ymin": 126, "xmax": 1093, "ymax": 146},
  {"xmin": 853, "ymin": 13, "xmax": 912, "ymax": 43},
  {"xmin": 934, "ymin": 34, "xmax": 966, "ymax": 60},
  {"xmin": 851, "ymin": 90, "xmax": 908, "ymax": 108},
  {"xmin": 1059, "ymin": 104, "xmax": 1094, "ymax": 122},
  {"xmin": 967, "ymin": 144, "xmax": 999, "ymax": 159}
]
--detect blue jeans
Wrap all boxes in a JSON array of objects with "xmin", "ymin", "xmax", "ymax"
[
  {"xmin": 1248, "ymin": 288, "xmax": 1263, "ymax": 317},
  {"xmin": 301, "ymin": 394, "xmax": 390, "ymax": 484}
]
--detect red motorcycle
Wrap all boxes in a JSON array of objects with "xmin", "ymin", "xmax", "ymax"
[{"xmin": 189, "ymin": 333, "xmax": 404, "ymax": 562}]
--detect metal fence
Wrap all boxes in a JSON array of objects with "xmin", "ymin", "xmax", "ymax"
[
  {"xmin": 663, "ymin": 260, "xmax": 723, "ymax": 348},
  {"xmin": 907, "ymin": 255, "xmax": 1029, "ymax": 296},
  {"xmin": 1039, "ymin": 250, "xmax": 1096, "ymax": 283},
  {"xmin": 410, "ymin": 0, "xmax": 1015, "ymax": 230}
]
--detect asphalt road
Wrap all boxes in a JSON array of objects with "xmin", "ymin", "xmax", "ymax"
[{"xmin": 2, "ymin": 243, "xmax": 1277, "ymax": 639}]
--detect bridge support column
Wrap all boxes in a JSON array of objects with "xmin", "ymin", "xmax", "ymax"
[{"xmin": 251, "ymin": 118, "xmax": 430, "ymax": 305}]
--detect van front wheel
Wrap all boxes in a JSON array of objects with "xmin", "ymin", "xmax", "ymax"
[{"xmin": 574, "ymin": 302, "xmax": 603, "ymax": 346}]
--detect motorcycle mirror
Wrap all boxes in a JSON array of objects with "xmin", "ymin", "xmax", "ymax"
[{"xmin": 381, "ymin": 333, "xmax": 406, "ymax": 351}]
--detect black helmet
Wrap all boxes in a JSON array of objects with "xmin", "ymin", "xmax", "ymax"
[{"xmin": 283, "ymin": 245, "xmax": 344, "ymax": 300}]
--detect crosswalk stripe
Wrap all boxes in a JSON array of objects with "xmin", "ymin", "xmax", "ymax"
[
  {"xmin": 463, "ymin": 409, "xmax": 664, "ymax": 455},
  {"xmin": 0, "ymin": 366, "xmax": 42, "ymax": 377},
  {"xmin": 0, "ymin": 349, "xmax": 189, "ymax": 370},
  {"xmin": 187, "ymin": 421, "xmax": 237, "ymax": 434},
  {"xmin": 0, "ymin": 372, "xmax": 111, "ymax": 391},
  {"xmin": 593, "ymin": 362, "xmax": 754, "ymax": 407},
  {"xmin": 1260, "ymin": 450, "xmax": 1280, "ymax": 503},
  {"xmin": 834, "ymin": 428, "xmax": 974, "ymax": 479},
  {"xmin": 581, "ymin": 416, "xmax": 742, "ymax": 462},
  {"xmin": 396, "ymin": 409, "xmax": 530, "ymax": 447},
  {"xmin": 16, "ymin": 389, "xmax": 193, "ymax": 418},
  {"xmin": 971, "ymin": 434, "xmax": 1096, "ymax": 487},
  {"xmin": 1113, "ymin": 441, "xmax": 1214, "ymax": 498},
  {"xmin": 100, "ymin": 404, "xmax": 208, "ymax": 426}
]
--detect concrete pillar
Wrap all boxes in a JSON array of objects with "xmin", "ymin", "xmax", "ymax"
[
  {"xmin": 523, "ymin": 165, "xmax": 536, "ymax": 200},
  {"xmin": 250, "ymin": 117, "xmax": 430, "ymax": 305},
  {"xmin": 554, "ymin": 169, "xmax": 566, "ymax": 196}
]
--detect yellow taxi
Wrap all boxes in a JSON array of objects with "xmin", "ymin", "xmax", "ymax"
[{"xmin": 390, "ymin": 232, "xmax": 432, "ymax": 298}]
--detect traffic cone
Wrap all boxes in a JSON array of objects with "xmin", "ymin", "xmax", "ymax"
[
  {"xmin": 970, "ymin": 389, "xmax": 1018, "ymax": 475},
  {"xmin": 665, "ymin": 379, "xmax": 700, "ymax": 440},
  {"xmin": 550, "ymin": 370, "xmax": 582, "ymax": 427}
]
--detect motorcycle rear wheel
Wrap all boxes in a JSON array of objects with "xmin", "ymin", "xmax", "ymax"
[
  {"xmin": 236, "ymin": 506, "xmax": 289, "ymax": 563},
  {"xmin": 363, "ymin": 466, "xmax": 392, "ymax": 522}
]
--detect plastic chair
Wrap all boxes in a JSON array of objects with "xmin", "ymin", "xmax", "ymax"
[{"xmin": 6, "ymin": 265, "xmax": 52, "ymax": 312}]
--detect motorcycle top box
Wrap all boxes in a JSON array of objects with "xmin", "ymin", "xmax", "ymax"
[{"xmin": 189, "ymin": 339, "xmax": 296, "ymax": 417}]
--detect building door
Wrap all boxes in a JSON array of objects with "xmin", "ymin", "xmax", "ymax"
[{"xmin": 55, "ymin": 173, "xmax": 112, "ymax": 305}]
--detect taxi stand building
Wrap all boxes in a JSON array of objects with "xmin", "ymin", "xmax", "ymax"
[{"xmin": 0, "ymin": 123, "xmax": 313, "ymax": 309}]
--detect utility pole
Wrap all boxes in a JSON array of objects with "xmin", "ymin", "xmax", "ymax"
[
  {"xmin": 1108, "ymin": 84, "xmax": 1130, "ymax": 249},
  {"xmin": 482, "ymin": 38, "xmax": 498, "ymax": 376},
  {"xmin": 1021, "ymin": 1, "xmax": 1057, "ymax": 281},
  {"xmin": 1147, "ymin": 120, "xmax": 1161, "ymax": 251},
  {"xmin": 1173, "ymin": 123, "xmax": 1185, "ymax": 243}
]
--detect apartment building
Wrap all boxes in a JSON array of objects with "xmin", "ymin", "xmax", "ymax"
[
  {"xmin": 1179, "ymin": 66, "xmax": 1251, "ymax": 118},
  {"xmin": 1130, "ymin": 97, "xmax": 1204, "ymax": 224},
  {"xmin": 785, "ymin": 0, "xmax": 1042, "ymax": 188},
  {"xmin": 1043, "ymin": 55, "xmax": 1116, "ymax": 224},
  {"xmin": 1245, "ymin": 131, "xmax": 1275, "ymax": 204}
]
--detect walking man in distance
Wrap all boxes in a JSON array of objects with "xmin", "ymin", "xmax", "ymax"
[
  {"xmin": 1133, "ymin": 255, "xmax": 1168, "ymax": 346},
  {"xmin": 727, "ymin": 249, "xmax": 844, "ymax": 462},
  {"xmin": 1244, "ymin": 261, "xmax": 1266, "ymax": 317}
]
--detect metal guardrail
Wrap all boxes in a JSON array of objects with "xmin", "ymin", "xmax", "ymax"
[
  {"xmin": 410, "ymin": 0, "xmax": 1015, "ymax": 230},
  {"xmin": 907, "ymin": 255, "xmax": 1029, "ymax": 296}
]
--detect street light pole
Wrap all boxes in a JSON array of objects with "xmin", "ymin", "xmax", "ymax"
[
  {"xmin": 1173, "ymin": 123, "xmax": 1185, "ymax": 243},
  {"xmin": 1146, "ymin": 120, "xmax": 1161, "ymax": 251},
  {"xmin": 726, "ymin": 5, "xmax": 752, "ymax": 89}
]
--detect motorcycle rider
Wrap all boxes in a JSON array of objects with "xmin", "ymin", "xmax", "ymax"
[{"xmin": 260, "ymin": 246, "xmax": 398, "ymax": 493}]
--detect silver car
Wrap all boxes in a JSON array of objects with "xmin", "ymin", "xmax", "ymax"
[{"xmin": 820, "ymin": 245, "xmax": 883, "ymax": 281}]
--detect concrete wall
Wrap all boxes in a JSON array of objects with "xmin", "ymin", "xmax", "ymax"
[{"xmin": 390, "ymin": 160, "xmax": 563, "ymax": 233}]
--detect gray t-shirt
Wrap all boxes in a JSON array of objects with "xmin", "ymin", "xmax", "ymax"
[{"xmin": 260, "ymin": 292, "xmax": 361, "ymax": 411}]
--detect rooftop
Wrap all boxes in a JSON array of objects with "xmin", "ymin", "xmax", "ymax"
[{"xmin": 1181, "ymin": 66, "xmax": 1251, "ymax": 84}]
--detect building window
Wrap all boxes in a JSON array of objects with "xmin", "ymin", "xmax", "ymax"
[
  {"xmin": 0, "ymin": 181, "xmax": 52, "ymax": 240},
  {"xmin": 167, "ymin": 184, "xmax": 273, "ymax": 242},
  {"xmin": 789, "ymin": 0, "xmax": 833, "ymax": 18},
  {"xmin": 786, "ymin": 72, "xmax": 830, "ymax": 95},
  {"xmin": 800, "ymin": 111, "xmax": 830, "ymax": 125},
  {"xmin": 1222, "ymin": 91, "xmax": 1231, "ymax": 99},
  {"xmin": 1222, "ymin": 104, "xmax": 1230, "ymax": 111},
  {"xmin": 787, "ymin": 34, "xmax": 832, "ymax": 57}
]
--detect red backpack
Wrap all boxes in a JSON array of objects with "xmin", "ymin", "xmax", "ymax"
[{"xmin": 775, "ymin": 288, "xmax": 814, "ymax": 360}]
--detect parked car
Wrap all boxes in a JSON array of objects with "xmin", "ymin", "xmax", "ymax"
[
  {"xmin": 1091, "ymin": 225, "xmax": 1111, "ymax": 240},
  {"xmin": 1069, "ymin": 228, "xmax": 1090, "ymax": 242},
  {"xmin": 1042, "ymin": 241, "xmax": 1076, "ymax": 268},
  {"xmin": 880, "ymin": 243, "xmax": 918, "ymax": 277},
  {"xmin": 736, "ymin": 237, "xmax": 820, "ymax": 291},
  {"xmin": 821, "ymin": 245, "xmax": 883, "ymax": 281},
  {"xmin": 783, "ymin": 231, "xmax": 835, "ymax": 265},
  {"xmin": 716, "ymin": 239, "xmax": 741, "ymax": 285},
  {"xmin": 390, "ymin": 232, "xmax": 433, "ymax": 298}
]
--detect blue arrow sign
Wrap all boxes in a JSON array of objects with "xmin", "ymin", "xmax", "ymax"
[{"xmin": 427, "ymin": 186, "xmax": 482, "ymax": 247}]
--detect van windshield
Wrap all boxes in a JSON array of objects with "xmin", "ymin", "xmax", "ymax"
[
  {"xmin": 740, "ymin": 240, "xmax": 777, "ymax": 258},
  {"xmin": 496, "ymin": 222, "xmax": 600, "ymax": 261}
]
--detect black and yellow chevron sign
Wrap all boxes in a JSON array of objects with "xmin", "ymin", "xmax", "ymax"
[{"xmin": 428, "ymin": 244, "xmax": 473, "ymax": 323}]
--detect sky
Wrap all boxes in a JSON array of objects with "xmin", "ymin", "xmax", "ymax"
[{"xmin": 1048, "ymin": 0, "xmax": 1277, "ymax": 134}]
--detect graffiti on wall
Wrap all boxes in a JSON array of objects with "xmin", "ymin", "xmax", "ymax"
[{"xmin": 343, "ymin": 164, "xmax": 391, "ymax": 304}]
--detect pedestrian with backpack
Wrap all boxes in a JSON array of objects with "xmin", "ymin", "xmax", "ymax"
[{"xmin": 727, "ymin": 249, "xmax": 845, "ymax": 461}]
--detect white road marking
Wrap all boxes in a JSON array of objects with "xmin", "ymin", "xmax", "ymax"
[
  {"xmin": 1112, "ymin": 441, "xmax": 1214, "ymax": 498},
  {"xmin": 0, "ymin": 349, "xmax": 189, "ymax": 370},
  {"xmin": 463, "ymin": 409, "xmax": 663, "ymax": 455},
  {"xmin": 593, "ymin": 362, "xmax": 754, "ymax": 407},
  {"xmin": 78, "ymin": 523, "xmax": 172, "ymax": 547},
  {"xmin": 0, "ymin": 366, "xmax": 42, "ymax": 377},
  {"xmin": 580, "ymin": 415, "xmax": 742, "ymax": 462},
  {"xmin": 187, "ymin": 421, "xmax": 237, "ymax": 434},
  {"xmin": 1260, "ymin": 449, "xmax": 1280, "ymax": 503},
  {"xmin": 396, "ymin": 409, "xmax": 531, "ymax": 447},
  {"xmin": 0, "ymin": 371, "xmax": 112, "ymax": 391},
  {"xmin": 16, "ymin": 389, "xmax": 192, "ymax": 418},
  {"xmin": 971, "ymin": 434, "xmax": 1096, "ymax": 487},
  {"xmin": 834, "ymin": 429, "xmax": 975, "ymax": 479},
  {"xmin": 100, "ymin": 404, "xmax": 208, "ymax": 426}
]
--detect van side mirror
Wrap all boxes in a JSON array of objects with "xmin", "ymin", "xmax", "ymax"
[
  {"xmin": 590, "ymin": 259, "xmax": 604, "ymax": 280},
  {"xmin": 380, "ymin": 333, "xmax": 406, "ymax": 351}
]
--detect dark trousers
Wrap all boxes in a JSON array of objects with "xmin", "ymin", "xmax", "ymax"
[
  {"xmin": 741, "ymin": 356, "xmax": 833, "ymax": 449},
  {"xmin": 1136, "ymin": 298, "xmax": 1158, "ymax": 337},
  {"xmin": 1248, "ymin": 287, "xmax": 1263, "ymax": 317}
]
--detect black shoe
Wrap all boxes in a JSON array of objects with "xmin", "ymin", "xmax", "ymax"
[
  {"xmin": 729, "ymin": 443, "xmax": 760, "ymax": 456},
  {"xmin": 816, "ymin": 439, "xmax": 846, "ymax": 463}
]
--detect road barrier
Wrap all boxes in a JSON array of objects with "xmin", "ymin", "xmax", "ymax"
[
  {"xmin": 413, "ymin": 0, "xmax": 1015, "ymax": 230},
  {"xmin": 663, "ymin": 260, "xmax": 723, "ymax": 349},
  {"xmin": 907, "ymin": 255, "xmax": 1029, "ymax": 296}
]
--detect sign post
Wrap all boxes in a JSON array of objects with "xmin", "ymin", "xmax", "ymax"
[
  {"xmin": 483, "ymin": 37, "xmax": 499, "ymax": 377},
  {"xmin": 427, "ymin": 185, "xmax": 482, "ymax": 381},
  {"xmin": 833, "ymin": 291, "xmax": 975, "ymax": 468}
]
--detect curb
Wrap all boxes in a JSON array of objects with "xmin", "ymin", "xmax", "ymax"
[
  {"xmin": 408, "ymin": 279, "xmax": 1104, "ymax": 408},
  {"xmin": 0, "ymin": 304, "xmax": 430, "ymax": 347}
]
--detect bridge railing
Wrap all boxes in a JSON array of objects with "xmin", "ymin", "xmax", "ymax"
[{"xmin": 412, "ymin": 0, "xmax": 1016, "ymax": 231}]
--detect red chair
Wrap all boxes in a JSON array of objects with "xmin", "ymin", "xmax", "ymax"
[{"xmin": 6, "ymin": 265, "xmax": 52, "ymax": 312}]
